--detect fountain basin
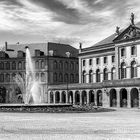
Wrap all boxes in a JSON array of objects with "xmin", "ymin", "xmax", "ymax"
[{"xmin": 0, "ymin": 104, "xmax": 73, "ymax": 113}]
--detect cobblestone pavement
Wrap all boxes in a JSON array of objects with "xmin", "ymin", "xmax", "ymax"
[{"xmin": 0, "ymin": 109, "xmax": 140, "ymax": 140}]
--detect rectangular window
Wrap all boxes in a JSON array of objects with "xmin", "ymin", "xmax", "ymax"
[
  {"xmin": 96, "ymin": 58, "xmax": 100, "ymax": 65},
  {"xmin": 131, "ymin": 46, "xmax": 136, "ymax": 55},
  {"xmin": 89, "ymin": 59, "xmax": 92, "ymax": 65},
  {"xmin": 83, "ymin": 60, "xmax": 86, "ymax": 66},
  {"xmin": 112, "ymin": 56, "xmax": 115, "ymax": 63},
  {"xmin": 121, "ymin": 48, "xmax": 125, "ymax": 57},
  {"xmin": 104, "ymin": 57, "xmax": 107, "ymax": 64}
]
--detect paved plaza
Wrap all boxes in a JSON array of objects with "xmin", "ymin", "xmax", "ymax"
[{"xmin": 0, "ymin": 109, "xmax": 140, "ymax": 140}]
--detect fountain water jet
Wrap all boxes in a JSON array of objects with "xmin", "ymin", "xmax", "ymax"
[{"xmin": 14, "ymin": 46, "xmax": 41, "ymax": 104}]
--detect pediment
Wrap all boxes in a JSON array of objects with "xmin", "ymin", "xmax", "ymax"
[{"xmin": 113, "ymin": 25, "xmax": 140, "ymax": 42}]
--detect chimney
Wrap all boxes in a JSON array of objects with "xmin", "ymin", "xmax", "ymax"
[{"xmin": 5, "ymin": 42, "xmax": 8, "ymax": 51}]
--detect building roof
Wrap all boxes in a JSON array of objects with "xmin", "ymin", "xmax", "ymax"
[
  {"xmin": 82, "ymin": 22, "xmax": 140, "ymax": 52},
  {"xmin": 3, "ymin": 42, "xmax": 78, "ymax": 58}
]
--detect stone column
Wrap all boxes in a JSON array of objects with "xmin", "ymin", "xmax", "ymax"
[
  {"xmin": 127, "ymin": 88, "xmax": 131, "ymax": 108},
  {"xmin": 102, "ymin": 88, "xmax": 110, "ymax": 108},
  {"xmin": 115, "ymin": 46, "xmax": 119, "ymax": 79},
  {"xmin": 94, "ymin": 90, "xmax": 97, "ymax": 106},
  {"xmin": 80, "ymin": 91, "xmax": 82, "ymax": 105},
  {"xmin": 48, "ymin": 91, "xmax": 51, "ymax": 103},
  {"xmin": 116, "ymin": 89, "xmax": 120, "ymax": 107},
  {"xmin": 79, "ymin": 58, "xmax": 82, "ymax": 83},
  {"xmin": 66, "ymin": 92, "xmax": 68, "ymax": 103},
  {"xmin": 93, "ymin": 73, "xmax": 96, "ymax": 83},
  {"xmin": 53, "ymin": 92, "xmax": 56, "ymax": 104},
  {"xmin": 86, "ymin": 91, "xmax": 89, "ymax": 105},
  {"xmin": 108, "ymin": 72, "xmax": 112, "ymax": 80},
  {"xmin": 60, "ymin": 91, "xmax": 62, "ymax": 103},
  {"xmin": 100, "ymin": 72, "xmax": 103, "ymax": 82},
  {"xmin": 139, "ymin": 90, "xmax": 140, "ymax": 108},
  {"xmin": 73, "ymin": 91, "xmax": 75, "ymax": 105},
  {"xmin": 86, "ymin": 74, "xmax": 89, "ymax": 83},
  {"xmin": 127, "ymin": 66, "xmax": 131, "ymax": 79}
]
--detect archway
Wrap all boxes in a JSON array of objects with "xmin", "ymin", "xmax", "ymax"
[
  {"xmin": 89, "ymin": 90, "xmax": 94, "ymax": 105},
  {"xmin": 0, "ymin": 87, "xmax": 6, "ymax": 103},
  {"xmin": 97, "ymin": 90, "xmax": 102, "ymax": 106},
  {"xmin": 82, "ymin": 91, "xmax": 87, "ymax": 105},
  {"xmin": 55, "ymin": 91, "xmax": 60, "ymax": 103},
  {"xmin": 62, "ymin": 91, "xmax": 66, "ymax": 103},
  {"xmin": 68, "ymin": 91, "xmax": 73, "ymax": 104},
  {"xmin": 131, "ymin": 88, "xmax": 139, "ymax": 108},
  {"xmin": 120, "ymin": 88, "xmax": 127, "ymax": 107},
  {"xmin": 110, "ymin": 89, "xmax": 117, "ymax": 107},
  {"xmin": 75, "ymin": 91, "xmax": 80, "ymax": 105}
]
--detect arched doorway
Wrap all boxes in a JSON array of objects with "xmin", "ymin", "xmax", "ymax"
[
  {"xmin": 0, "ymin": 87, "xmax": 6, "ymax": 103},
  {"xmin": 120, "ymin": 88, "xmax": 127, "ymax": 107},
  {"xmin": 75, "ymin": 91, "xmax": 80, "ymax": 105},
  {"xmin": 97, "ymin": 90, "xmax": 102, "ymax": 106},
  {"xmin": 82, "ymin": 91, "xmax": 87, "ymax": 105},
  {"xmin": 68, "ymin": 91, "xmax": 73, "ymax": 104},
  {"xmin": 55, "ymin": 91, "xmax": 60, "ymax": 103},
  {"xmin": 110, "ymin": 89, "xmax": 117, "ymax": 107},
  {"xmin": 89, "ymin": 90, "xmax": 94, "ymax": 105},
  {"xmin": 131, "ymin": 88, "xmax": 139, "ymax": 108},
  {"xmin": 62, "ymin": 91, "xmax": 66, "ymax": 103}
]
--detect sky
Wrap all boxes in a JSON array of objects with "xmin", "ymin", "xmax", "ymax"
[{"xmin": 0, "ymin": 0, "xmax": 140, "ymax": 48}]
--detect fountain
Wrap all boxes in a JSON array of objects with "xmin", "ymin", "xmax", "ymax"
[
  {"xmin": 0, "ymin": 46, "xmax": 72, "ymax": 112},
  {"xmin": 14, "ymin": 46, "xmax": 41, "ymax": 104}
]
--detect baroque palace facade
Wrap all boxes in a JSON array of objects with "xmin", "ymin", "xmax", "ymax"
[
  {"xmin": 0, "ymin": 42, "xmax": 78, "ymax": 103},
  {"xmin": 48, "ymin": 14, "xmax": 140, "ymax": 108}
]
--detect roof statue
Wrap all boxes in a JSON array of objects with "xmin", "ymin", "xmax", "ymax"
[
  {"xmin": 116, "ymin": 26, "xmax": 120, "ymax": 36},
  {"xmin": 130, "ymin": 13, "xmax": 135, "ymax": 25},
  {"xmin": 79, "ymin": 42, "xmax": 82, "ymax": 50}
]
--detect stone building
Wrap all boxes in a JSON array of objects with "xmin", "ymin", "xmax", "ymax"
[
  {"xmin": 48, "ymin": 14, "xmax": 140, "ymax": 108},
  {"xmin": 0, "ymin": 42, "xmax": 78, "ymax": 103}
]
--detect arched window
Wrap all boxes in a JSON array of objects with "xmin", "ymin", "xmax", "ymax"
[
  {"xmin": 59, "ymin": 73, "xmax": 63, "ymax": 82},
  {"xmin": 5, "ymin": 73, "xmax": 10, "ymax": 82},
  {"xmin": 111, "ymin": 67, "xmax": 116, "ymax": 80},
  {"xmin": 65, "ymin": 62, "xmax": 68, "ymax": 70},
  {"xmin": 76, "ymin": 74, "xmax": 79, "ymax": 83},
  {"xmin": 0, "ymin": 74, "xmax": 4, "ymax": 82},
  {"xmin": 131, "ymin": 61, "xmax": 137, "ymax": 78},
  {"xmin": 41, "ymin": 60, "xmax": 45, "ymax": 69},
  {"xmin": 6, "ymin": 62, "xmax": 10, "ymax": 70},
  {"xmin": 82, "ymin": 71, "xmax": 86, "ymax": 83},
  {"xmin": 12, "ymin": 62, "xmax": 16, "ymax": 70},
  {"xmin": 89, "ymin": 70, "xmax": 93, "ymax": 83},
  {"xmin": 70, "ymin": 74, "xmax": 74, "ymax": 83},
  {"xmin": 64, "ymin": 73, "xmax": 68, "ymax": 82},
  {"xmin": 96, "ymin": 69, "xmax": 100, "ymax": 82},
  {"xmin": 18, "ymin": 61, "xmax": 22, "ymax": 70},
  {"xmin": 70, "ymin": 62, "xmax": 74, "ymax": 70},
  {"xmin": 53, "ymin": 73, "xmax": 57, "ymax": 82},
  {"xmin": 54, "ymin": 61, "xmax": 57, "ymax": 69},
  {"xmin": 36, "ymin": 73, "xmax": 39, "ymax": 80},
  {"xmin": 0, "ymin": 62, "xmax": 4, "ymax": 70},
  {"xmin": 103, "ymin": 68, "xmax": 108, "ymax": 81},
  {"xmin": 59, "ymin": 61, "xmax": 63, "ymax": 70},
  {"xmin": 35, "ymin": 61, "xmax": 39, "ymax": 69},
  {"xmin": 41, "ymin": 73, "xmax": 45, "ymax": 82},
  {"xmin": 121, "ymin": 62, "xmax": 126, "ymax": 79}
]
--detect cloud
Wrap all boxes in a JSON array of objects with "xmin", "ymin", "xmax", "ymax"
[{"xmin": 0, "ymin": 0, "xmax": 140, "ymax": 48}]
